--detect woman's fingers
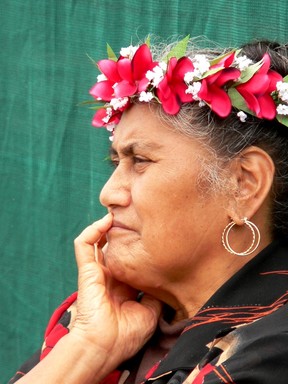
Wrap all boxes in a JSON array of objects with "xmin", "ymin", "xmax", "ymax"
[
  {"xmin": 140, "ymin": 294, "xmax": 163, "ymax": 323},
  {"xmin": 95, "ymin": 240, "xmax": 108, "ymax": 264},
  {"xmin": 74, "ymin": 213, "xmax": 113, "ymax": 268},
  {"xmin": 72, "ymin": 214, "xmax": 163, "ymax": 364}
]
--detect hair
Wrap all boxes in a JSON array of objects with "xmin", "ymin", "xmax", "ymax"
[{"xmin": 154, "ymin": 39, "xmax": 288, "ymax": 237}]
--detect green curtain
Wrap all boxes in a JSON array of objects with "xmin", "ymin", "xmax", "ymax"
[{"xmin": 1, "ymin": 0, "xmax": 287, "ymax": 380}]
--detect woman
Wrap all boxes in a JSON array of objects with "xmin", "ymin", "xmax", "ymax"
[{"xmin": 9, "ymin": 38, "xmax": 288, "ymax": 383}]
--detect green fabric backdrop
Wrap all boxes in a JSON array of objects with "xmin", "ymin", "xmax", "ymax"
[{"xmin": 1, "ymin": 0, "xmax": 287, "ymax": 380}]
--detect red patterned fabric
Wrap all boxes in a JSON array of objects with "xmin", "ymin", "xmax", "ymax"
[
  {"xmin": 41, "ymin": 292, "xmax": 78, "ymax": 360},
  {"xmin": 8, "ymin": 239, "xmax": 288, "ymax": 383}
]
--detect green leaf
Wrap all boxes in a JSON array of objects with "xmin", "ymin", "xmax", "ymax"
[
  {"xmin": 235, "ymin": 58, "xmax": 263, "ymax": 84},
  {"xmin": 282, "ymin": 74, "xmax": 288, "ymax": 83},
  {"xmin": 201, "ymin": 66, "xmax": 224, "ymax": 79},
  {"xmin": 106, "ymin": 43, "xmax": 117, "ymax": 61},
  {"xmin": 89, "ymin": 104, "xmax": 107, "ymax": 110},
  {"xmin": 209, "ymin": 50, "xmax": 235, "ymax": 67},
  {"xmin": 145, "ymin": 35, "xmax": 151, "ymax": 47},
  {"xmin": 85, "ymin": 52, "xmax": 96, "ymax": 65},
  {"xmin": 78, "ymin": 100, "xmax": 99, "ymax": 106},
  {"xmin": 77, "ymin": 100, "xmax": 106, "ymax": 110},
  {"xmin": 276, "ymin": 114, "xmax": 288, "ymax": 127},
  {"xmin": 164, "ymin": 35, "xmax": 190, "ymax": 61},
  {"xmin": 228, "ymin": 88, "xmax": 254, "ymax": 115},
  {"xmin": 89, "ymin": 106, "xmax": 101, "ymax": 111}
]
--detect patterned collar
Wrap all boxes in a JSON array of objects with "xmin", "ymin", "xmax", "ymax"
[{"xmin": 147, "ymin": 237, "xmax": 288, "ymax": 380}]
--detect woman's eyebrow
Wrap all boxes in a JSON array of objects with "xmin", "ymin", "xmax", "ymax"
[{"xmin": 110, "ymin": 142, "xmax": 162, "ymax": 157}]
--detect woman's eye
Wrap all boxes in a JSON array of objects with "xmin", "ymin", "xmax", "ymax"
[
  {"xmin": 108, "ymin": 156, "xmax": 150, "ymax": 169},
  {"xmin": 132, "ymin": 156, "xmax": 151, "ymax": 171},
  {"xmin": 109, "ymin": 158, "xmax": 119, "ymax": 167},
  {"xmin": 132, "ymin": 156, "xmax": 148, "ymax": 164}
]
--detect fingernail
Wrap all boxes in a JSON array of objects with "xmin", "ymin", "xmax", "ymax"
[
  {"xmin": 91, "ymin": 213, "xmax": 112, "ymax": 227},
  {"xmin": 100, "ymin": 212, "xmax": 113, "ymax": 222}
]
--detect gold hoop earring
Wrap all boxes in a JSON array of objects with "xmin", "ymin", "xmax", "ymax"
[{"xmin": 222, "ymin": 217, "xmax": 261, "ymax": 256}]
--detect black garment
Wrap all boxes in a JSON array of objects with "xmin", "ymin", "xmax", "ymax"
[
  {"xmin": 144, "ymin": 238, "xmax": 288, "ymax": 383},
  {"xmin": 9, "ymin": 238, "xmax": 288, "ymax": 383}
]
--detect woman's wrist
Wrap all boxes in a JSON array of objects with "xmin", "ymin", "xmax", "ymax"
[
  {"xmin": 66, "ymin": 329, "xmax": 120, "ymax": 380},
  {"xmin": 17, "ymin": 332, "xmax": 117, "ymax": 384}
]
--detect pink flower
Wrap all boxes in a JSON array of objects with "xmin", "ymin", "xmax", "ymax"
[
  {"xmin": 198, "ymin": 52, "xmax": 241, "ymax": 117},
  {"xmin": 236, "ymin": 53, "xmax": 282, "ymax": 119},
  {"xmin": 90, "ymin": 44, "xmax": 158, "ymax": 102},
  {"xmin": 88, "ymin": 39, "xmax": 288, "ymax": 133},
  {"xmin": 157, "ymin": 57, "xmax": 195, "ymax": 114},
  {"xmin": 92, "ymin": 107, "xmax": 122, "ymax": 128},
  {"xmin": 90, "ymin": 60, "xmax": 120, "ymax": 101}
]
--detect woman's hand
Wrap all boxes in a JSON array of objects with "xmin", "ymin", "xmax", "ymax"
[
  {"xmin": 17, "ymin": 214, "xmax": 161, "ymax": 384},
  {"xmin": 71, "ymin": 213, "xmax": 162, "ymax": 376}
]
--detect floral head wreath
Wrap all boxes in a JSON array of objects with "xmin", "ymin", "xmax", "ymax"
[{"xmin": 89, "ymin": 36, "xmax": 288, "ymax": 138}]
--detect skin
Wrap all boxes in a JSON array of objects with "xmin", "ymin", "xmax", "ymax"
[
  {"xmin": 100, "ymin": 103, "xmax": 273, "ymax": 320},
  {"xmin": 17, "ymin": 103, "xmax": 275, "ymax": 382},
  {"xmin": 18, "ymin": 214, "xmax": 162, "ymax": 383}
]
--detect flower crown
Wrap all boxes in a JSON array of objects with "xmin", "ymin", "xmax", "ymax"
[{"xmin": 89, "ymin": 36, "xmax": 288, "ymax": 136}]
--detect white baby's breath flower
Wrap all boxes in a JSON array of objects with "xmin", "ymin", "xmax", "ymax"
[
  {"xmin": 276, "ymin": 81, "xmax": 288, "ymax": 103},
  {"xmin": 102, "ymin": 107, "xmax": 113, "ymax": 124},
  {"xmin": 120, "ymin": 45, "xmax": 139, "ymax": 59},
  {"xmin": 184, "ymin": 71, "xmax": 196, "ymax": 83},
  {"xmin": 184, "ymin": 70, "xmax": 205, "ymax": 83},
  {"xmin": 192, "ymin": 54, "xmax": 210, "ymax": 76},
  {"xmin": 139, "ymin": 91, "xmax": 154, "ymax": 102},
  {"xmin": 234, "ymin": 55, "xmax": 253, "ymax": 71},
  {"xmin": 185, "ymin": 81, "xmax": 202, "ymax": 100},
  {"xmin": 110, "ymin": 97, "xmax": 129, "ymax": 110},
  {"xmin": 276, "ymin": 104, "xmax": 288, "ymax": 115},
  {"xmin": 106, "ymin": 123, "xmax": 116, "ymax": 132},
  {"xmin": 158, "ymin": 61, "xmax": 168, "ymax": 71},
  {"xmin": 146, "ymin": 63, "xmax": 166, "ymax": 87},
  {"xmin": 237, "ymin": 111, "xmax": 248, "ymax": 122},
  {"xmin": 184, "ymin": 56, "xmax": 210, "ymax": 83},
  {"xmin": 146, "ymin": 70, "xmax": 155, "ymax": 82},
  {"xmin": 97, "ymin": 74, "xmax": 107, "ymax": 82}
]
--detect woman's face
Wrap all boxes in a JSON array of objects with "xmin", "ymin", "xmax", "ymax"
[{"xmin": 100, "ymin": 104, "xmax": 229, "ymax": 296}]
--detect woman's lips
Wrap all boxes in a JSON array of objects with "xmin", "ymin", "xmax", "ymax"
[{"xmin": 110, "ymin": 220, "xmax": 133, "ymax": 231}]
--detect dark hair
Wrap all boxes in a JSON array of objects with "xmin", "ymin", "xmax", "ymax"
[{"xmin": 159, "ymin": 40, "xmax": 288, "ymax": 237}]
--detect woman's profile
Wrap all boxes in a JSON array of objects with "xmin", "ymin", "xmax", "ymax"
[{"xmin": 9, "ymin": 37, "xmax": 288, "ymax": 383}]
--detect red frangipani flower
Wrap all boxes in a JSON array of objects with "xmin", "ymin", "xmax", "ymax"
[
  {"xmin": 90, "ymin": 44, "xmax": 158, "ymax": 101},
  {"xmin": 156, "ymin": 57, "xmax": 195, "ymax": 114},
  {"xmin": 88, "ymin": 38, "xmax": 288, "ymax": 134},
  {"xmin": 236, "ymin": 53, "xmax": 282, "ymax": 119},
  {"xmin": 91, "ymin": 107, "xmax": 122, "ymax": 129},
  {"xmin": 197, "ymin": 52, "xmax": 241, "ymax": 117},
  {"xmin": 90, "ymin": 44, "xmax": 158, "ymax": 127}
]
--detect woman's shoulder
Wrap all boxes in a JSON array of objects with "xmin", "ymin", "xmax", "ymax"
[{"xmin": 186, "ymin": 302, "xmax": 288, "ymax": 383}]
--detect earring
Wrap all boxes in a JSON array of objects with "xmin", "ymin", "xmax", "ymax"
[{"xmin": 222, "ymin": 217, "xmax": 261, "ymax": 256}]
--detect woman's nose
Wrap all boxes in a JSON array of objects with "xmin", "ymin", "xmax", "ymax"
[{"xmin": 99, "ymin": 167, "xmax": 131, "ymax": 208}]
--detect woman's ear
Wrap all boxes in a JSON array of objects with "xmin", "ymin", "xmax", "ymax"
[{"xmin": 227, "ymin": 146, "xmax": 275, "ymax": 224}]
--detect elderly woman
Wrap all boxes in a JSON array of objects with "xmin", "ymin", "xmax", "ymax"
[{"xmin": 9, "ymin": 38, "xmax": 288, "ymax": 383}]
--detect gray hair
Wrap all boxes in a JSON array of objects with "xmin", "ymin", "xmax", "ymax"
[{"xmin": 153, "ymin": 39, "xmax": 288, "ymax": 237}]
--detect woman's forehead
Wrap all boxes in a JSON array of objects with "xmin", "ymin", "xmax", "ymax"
[{"xmin": 112, "ymin": 104, "xmax": 191, "ymax": 149}]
